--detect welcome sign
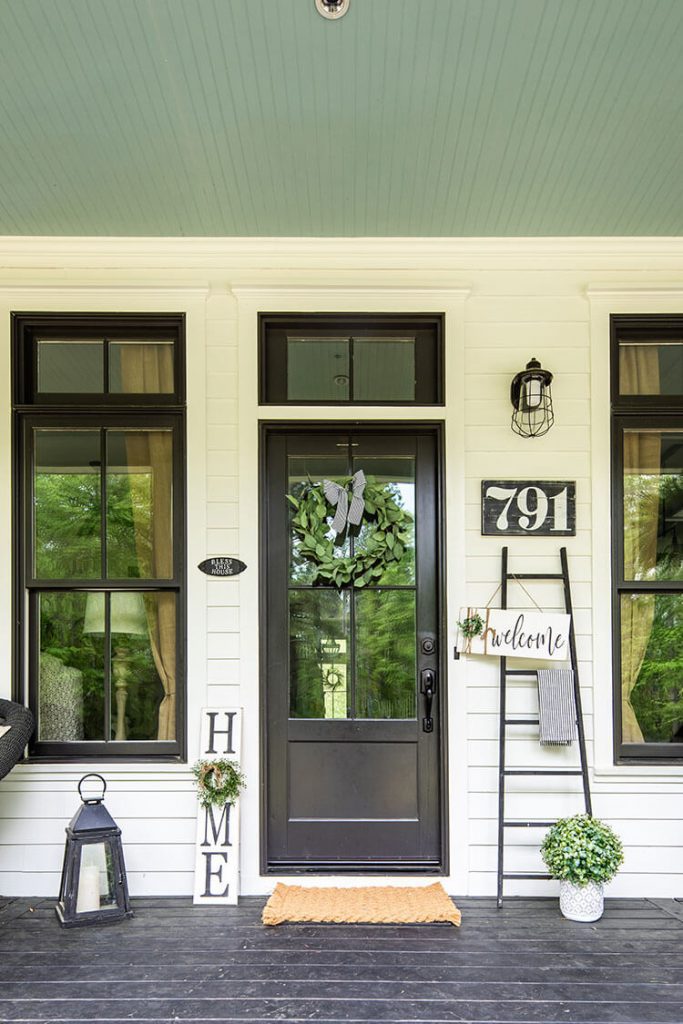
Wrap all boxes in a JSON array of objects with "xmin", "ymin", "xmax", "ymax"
[{"xmin": 458, "ymin": 608, "xmax": 571, "ymax": 661}]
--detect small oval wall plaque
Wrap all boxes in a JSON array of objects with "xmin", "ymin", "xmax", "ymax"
[{"xmin": 198, "ymin": 557, "xmax": 247, "ymax": 577}]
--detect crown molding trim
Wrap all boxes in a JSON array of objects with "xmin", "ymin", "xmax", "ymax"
[{"xmin": 1, "ymin": 236, "xmax": 683, "ymax": 265}]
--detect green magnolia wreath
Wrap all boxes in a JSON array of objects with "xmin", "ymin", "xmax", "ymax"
[{"xmin": 287, "ymin": 475, "xmax": 412, "ymax": 588}]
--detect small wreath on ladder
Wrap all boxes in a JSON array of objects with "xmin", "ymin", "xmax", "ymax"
[{"xmin": 287, "ymin": 470, "xmax": 412, "ymax": 588}]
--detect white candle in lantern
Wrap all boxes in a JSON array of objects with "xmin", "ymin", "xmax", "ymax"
[{"xmin": 76, "ymin": 864, "xmax": 101, "ymax": 913}]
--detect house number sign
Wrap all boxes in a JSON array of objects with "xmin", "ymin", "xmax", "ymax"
[{"xmin": 481, "ymin": 481, "xmax": 576, "ymax": 536}]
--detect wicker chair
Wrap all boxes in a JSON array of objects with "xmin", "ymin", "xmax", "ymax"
[{"xmin": 0, "ymin": 699, "xmax": 35, "ymax": 782}]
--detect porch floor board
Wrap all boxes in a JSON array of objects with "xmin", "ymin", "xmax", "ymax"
[{"xmin": 0, "ymin": 896, "xmax": 681, "ymax": 1023}]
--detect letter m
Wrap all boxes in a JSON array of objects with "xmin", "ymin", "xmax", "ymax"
[{"xmin": 201, "ymin": 802, "xmax": 232, "ymax": 847}]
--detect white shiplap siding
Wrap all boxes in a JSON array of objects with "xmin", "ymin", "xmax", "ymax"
[
  {"xmin": 462, "ymin": 287, "xmax": 594, "ymax": 895},
  {"xmin": 0, "ymin": 240, "xmax": 683, "ymax": 898}
]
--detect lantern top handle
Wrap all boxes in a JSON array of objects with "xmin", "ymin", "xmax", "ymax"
[{"xmin": 78, "ymin": 773, "xmax": 107, "ymax": 805}]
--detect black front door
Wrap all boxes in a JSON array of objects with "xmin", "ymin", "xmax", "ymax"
[{"xmin": 263, "ymin": 426, "xmax": 444, "ymax": 871}]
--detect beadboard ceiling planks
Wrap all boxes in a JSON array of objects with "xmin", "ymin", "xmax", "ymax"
[{"xmin": 0, "ymin": 0, "xmax": 681, "ymax": 237}]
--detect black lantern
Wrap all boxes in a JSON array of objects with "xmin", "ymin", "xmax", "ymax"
[
  {"xmin": 510, "ymin": 357, "xmax": 554, "ymax": 437},
  {"xmin": 55, "ymin": 774, "xmax": 133, "ymax": 928}
]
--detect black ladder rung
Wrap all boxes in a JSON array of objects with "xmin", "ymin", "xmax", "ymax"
[
  {"xmin": 506, "ymin": 572, "xmax": 564, "ymax": 580},
  {"xmin": 504, "ymin": 718, "xmax": 540, "ymax": 726},
  {"xmin": 503, "ymin": 872, "xmax": 553, "ymax": 880},
  {"xmin": 503, "ymin": 820, "xmax": 556, "ymax": 828},
  {"xmin": 503, "ymin": 769, "xmax": 584, "ymax": 776},
  {"xmin": 505, "ymin": 669, "xmax": 539, "ymax": 677}
]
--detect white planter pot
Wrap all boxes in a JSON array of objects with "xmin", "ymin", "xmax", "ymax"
[{"xmin": 559, "ymin": 880, "xmax": 604, "ymax": 922}]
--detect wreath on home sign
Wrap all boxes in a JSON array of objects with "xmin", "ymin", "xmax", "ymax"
[
  {"xmin": 192, "ymin": 759, "xmax": 246, "ymax": 809},
  {"xmin": 287, "ymin": 470, "xmax": 412, "ymax": 588}
]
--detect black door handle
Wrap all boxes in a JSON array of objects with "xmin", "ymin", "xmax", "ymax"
[{"xmin": 420, "ymin": 668, "xmax": 437, "ymax": 733}]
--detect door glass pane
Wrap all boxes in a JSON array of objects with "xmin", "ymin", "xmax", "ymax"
[
  {"xmin": 289, "ymin": 590, "xmax": 350, "ymax": 718},
  {"xmin": 107, "ymin": 430, "xmax": 173, "ymax": 578},
  {"xmin": 287, "ymin": 338, "xmax": 350, "ymax": 401},
  {"xmin": 76, "ymin": 843, "xmax": 118, "ymax": 912},
  {"xmin": 355, "ymin": 590, "xmax": 416, "ymax": 718},
  {"xmin": 352, "ymin": 455, "xmax": 415, "ymax": 585},
  {"xmin": 621, "ymin": 593, "xmax": 683, "ymax": 745},
  {"xmin": 619, "ymin": 341, "xmax": 683, "ymax": 396},
  {"xmin": 109, "ymin": 340, "xmax": 175, "ymax": 393},
  {"xmin": 34, "ymin": 430, "xmax": 101, "ymax": 579},
  {"xmin": 39, "ymin": 591, "xmax": 105, "ymax": 741},
  {"xmin": 354, "ymin": 338, "xmax": 415, "ymax": 401},
  {"xmin": 37, "ymin": 339, "xmax": 103, "ymax": 393},
  {"xmin": 623, "ymin": 431, "xmax": 683, "ymax": 581},
  {"xmin": 288, "ymin": 455, "xmax": 349, "ymax": 584}
]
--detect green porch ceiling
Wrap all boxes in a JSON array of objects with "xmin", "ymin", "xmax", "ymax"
[{"xmin": 0, "ymin": 0, "xmax": 682, "ymax": 237}]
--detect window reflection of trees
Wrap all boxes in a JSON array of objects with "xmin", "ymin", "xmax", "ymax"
[
  {"xmin": 624, "ymin": 434, "xmax": 683, "ymax": 742},
  {"xmin": 35, "ymin": 462, "xmax": 162, "ymax": 741}
]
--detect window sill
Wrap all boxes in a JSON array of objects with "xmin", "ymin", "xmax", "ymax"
[{"xmin": 593, "ymin": 763, "xmax": 683, "ymax": 785}]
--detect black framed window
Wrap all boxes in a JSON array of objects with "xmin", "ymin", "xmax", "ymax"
[
  {"xmin": 260, "ymin": 314, "xmax": 443, "ymax": 405},
  {"xmin": 611, "ymin": 315, "xmax": 683, "ymax": 762},
  {"xmin": 12, "ymin": 314, "xmax": 186, "ymax": 760}
]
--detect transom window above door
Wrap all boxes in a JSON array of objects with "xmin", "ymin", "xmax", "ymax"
[{"xmin": 259, "ymin": 314, "xmax": 443, "ymax": 405}]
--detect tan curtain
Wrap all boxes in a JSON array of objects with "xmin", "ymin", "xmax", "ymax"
[
  {"xmin": 121, "ymin": 345, "xmax": 176, "ymax": 741},
  {"xmin": 620, "ymin": 345, "xmax": 660, "ymax": 743}
]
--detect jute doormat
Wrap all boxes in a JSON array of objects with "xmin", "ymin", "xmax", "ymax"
[{"xmin": 262, "ymin": 882, "xmax": 461, "ymax": 926}]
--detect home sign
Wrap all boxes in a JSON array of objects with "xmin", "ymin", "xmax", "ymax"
[
  {"xmin": 457, "ymin": 607, "xmax": 571, "ymax": 662},
  {"xmin": 198, "ymin": 557, "xmax": 247, "ymax": 576},
  {"xmin": 193, "ymin": 708, "xmax": 242, "ymax": 907},
  {"xmin": 481, "ymin": 481, "xmax": 576, "ymax": 536}
]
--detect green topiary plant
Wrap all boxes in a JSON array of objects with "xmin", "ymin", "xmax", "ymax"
[
  {"xmin": 456, "ymin": 612, "xmax": 484, "ymax": 639},
  {"xmin": 541, "ymin": 814, "xmax": 624, "ymax": 887},
  {"xmin": 192, "ymin": 759, "xmax": 246, "ymax": 809}
]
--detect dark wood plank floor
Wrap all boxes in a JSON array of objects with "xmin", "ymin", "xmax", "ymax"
[{"xmin": 1, "ymin": 894, "xmax": 682, "ymax": 1023}]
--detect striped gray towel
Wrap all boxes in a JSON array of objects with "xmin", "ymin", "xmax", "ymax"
[{"xmin": 537, "ymin": 669, "xmax": 577, "ymax": 746}]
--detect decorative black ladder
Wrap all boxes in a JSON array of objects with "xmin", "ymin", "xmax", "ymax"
[{"xmin": 497, "ymin": 546, "xmax": 592, "ymax": 908}]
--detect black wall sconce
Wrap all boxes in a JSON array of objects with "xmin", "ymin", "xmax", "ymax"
[{"xmin": 510, "ymin": 357, "xmax": 554, "ymax": 438}]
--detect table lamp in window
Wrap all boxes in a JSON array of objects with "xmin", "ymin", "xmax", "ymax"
[{"xmin": 83, "ymin": 592, "xmax": 148, "ymax": 741}]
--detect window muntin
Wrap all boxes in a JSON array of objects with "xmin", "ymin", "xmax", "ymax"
[
  {"xmin": 14, "ymin": 314, "xmax": 185, "ymax": 760},
  {"xmin": 260, "ymin": 314, "xmax": 442, "ymax": 405},
  {"xmin": 612, "ymin": 315, "xmax": 683, "ymax": 761}
]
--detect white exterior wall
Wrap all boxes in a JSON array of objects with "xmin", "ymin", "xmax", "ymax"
[{"xmin": 0, "ymin": 238, "xmax": 682, "ymax": 899}]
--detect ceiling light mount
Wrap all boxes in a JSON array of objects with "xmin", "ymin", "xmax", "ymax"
[{"xmin": 315, "ymin": 0, "xmax": 350, "ymax": 20}]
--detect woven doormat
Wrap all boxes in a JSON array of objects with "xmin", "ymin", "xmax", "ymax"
[{"xmin": 262, "ymin": 881, "xmax": 461, "ymax": 926}]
